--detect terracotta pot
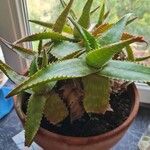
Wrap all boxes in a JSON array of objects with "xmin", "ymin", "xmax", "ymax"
[{"xmin": 14, "ymin": 83, "xmax": 139, "ymax": 150}]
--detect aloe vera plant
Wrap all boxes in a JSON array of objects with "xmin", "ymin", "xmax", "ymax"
[{"xmin": 0, "ymin": 0, "xmax": 150, "ymax": 147}]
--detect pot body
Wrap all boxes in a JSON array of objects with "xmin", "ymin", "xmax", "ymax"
[{"xmin": 14, "ymin": 84, "xmax": 139, "ymax": 150}]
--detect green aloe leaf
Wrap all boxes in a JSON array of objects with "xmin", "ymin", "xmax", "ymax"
[
  {"xmin": 83, "ymin": 75, "xmax": 110, "ymax": 113},
  {"xmin": 126, "ymin": 16, "xmax": 137, "ymax": 25},
  {"xmin": 29, "ymin": 20, "xmax": 73, "ymax": 34},
  {"xmin": 53, "ymin": 0, "xmax": 74, "ymax": 33},
  {"xmin": 29, "ymin": 57, "xmax": 38, "ymax": 76},
  {"xmin": 29, "ymin": 20, "xmax": 53, "ymax": 28},
  {"xmin": 98, "ymin": 1, "xmax": 105, "ymax": 25},
  {"xmin": 59, "ymin": 0, "xmax": 77, "ymax": 19},
  {"xmin": 135, "ymin": 56, "xmax": 150, "ymax": 62},
  {"xmin": 69, "ymin": 17, "xmax": 99, "ymax": 51},
  {"xmin": 90, "ymin": 6, "xmax": 100, "ymax": 15},
  {"xmin": 62, "ymin": 49, "xmax": 84, "ymax": 60},
  {"xmin": 15, "ymin": 32, "xmax": 76, "ymax": 44},
  {"xmin": 42, "ymin": 49, "xmax": 48, "ymax": 67},
  {"xmin": 98, "ymin": 13, "xmax": 132, "ymax": 46},
  {"xmin": 69, "ymin": 17, "xmax": 90, "ymax": 50},
  {"xmin": 0, "ymin": 37, "xmax": 35, "ymax": 59},
  {"xmin": 25, "ymin": 93, "xmax": 47, "ymax": 146},
  {"xmin": 74, "ymin": 0, "xmax": 93, "ymax": 38},
  {"xmin": 78, "ymin": 0, "xmax": 93, "ymax": 29},
  {"xmin": 82, "ymin": 28, "xmax": 100, "ymax": 50},
  {"xmin": 103, "ymin": 10, "xmax": 110, "ymax": 21},
  {"xmin": 51, "ymin": 41, "xmax": 82, "ymax": 59},
  {"xmin": 38, "ymin": 40, "xmax": 43, "ymax": 55},
  {"xmin": 126, "ymin": 45, "xmax": 134, "ymax": 61},
  {"xmin": 7, "ymin": 58, "xmax": 96, "ymax": 97},
  {"xmin": 0, "ymin": 60, "xmax": 26, "ymax": 84},
  {"xmin": 44, "ymin": 90, "xmax": 68, "ymax": 124},
  {"xmin": 99, "ymin": 60, "xmax": 150, "ymax": 82},
  {"xmin": 86, "ymin": 37, "xmax": 142, "ymax": 68}
]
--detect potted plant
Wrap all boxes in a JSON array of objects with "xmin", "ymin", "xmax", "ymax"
[{"xmin": 0, "ymin": 0, "xmax": 150, "ymax": 149}]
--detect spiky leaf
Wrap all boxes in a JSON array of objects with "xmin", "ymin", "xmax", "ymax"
[
  {"xmin": 38, "ymin": 40, "xmax": 43, "ymax": 55},
  {"xmin": 7, "ymin": 59, "xmax": 96, "ymax": 97},
  {"xmin": 126, "ymin": 45, "xmax": 134, "ymax": 61},
  {"xmin": 53, "ymin": 0, "xmax": 74, "ymax": 33},
  {"xmin": 51, "ymin": 41, "xmax": 82, "ymax": 59},
  {"xmin": 29, "ymin": 57, "xmax": 38, "ymax": 76},
  {"xmin": 69, "ymin": 17, "xmax": 91, "ymax": 50},
  {"xmin": 29, "ymin": 20, "xmax": 73, "ymax": 34},
  {"xmin": 74, "ymin": 0, "xmax": 93, "ymax": 38},
  {"xmin": 25, "ymin": 93, "xmax": 47, "ymax": 146},
  {"xmin": 59, "ymin": 0, "xmax": 77, "ymax": 19},
  {"xmin": 44, "ymin": 90, "xmax": 68, "ymax": 124},
  {"xmin": 98, "ymin": 13, "xmax": 132, "ymax": 46},
  {"xmin": 78, "ymin": 0, "xmax": 93, "ymax": 29},
  {"xmin": 69, "ymin": 17, "xmax": 99, "ymax": 50},
  {"xmin": 83, "ymin": 75, "xmax": 110, "ymax": 113},
  {"xmin": 82, "ymin": 28, "xmax": 99, "ymax": 50},
  {"xmin": 86, "ymin": 37, "xmax": 142, "ymax": 68},
  {"xmin": 103, "ymin": 11, "xmax": 110, "ymax": 21},
  {"xmin": 99, "ymin": 60, "xmax": 150, "ymax": 82},
  {"xmin": 98, "ymin": 2, "xmax": 105, "ymax": 25},
  {"xmin": 0, "ymin": 37, "xmax": 35, "ymax": 59},
  {"xmin": 0, "ymin": 60, "xmax": 26, "ymax": 84},
  {"xmin": 42, "ymin": 49, "xmax": 48, "ymax": 67},
  {"xmin": 29, "ymin": 20, "xmax": 53, "ymax": 28},
  {"xmin": 15, "ymin": 32, "xmax": 76, "ymax": 44}
]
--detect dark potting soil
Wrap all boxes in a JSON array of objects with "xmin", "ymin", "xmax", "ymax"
[{"xmin": 39, "ymin": 90, "xmax": 132, "ymax": 137}]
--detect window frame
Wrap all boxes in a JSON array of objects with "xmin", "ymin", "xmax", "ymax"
[
  {"xmin": 0, "ymin": 0, "xmax": 150, "ymax": 104},
  {"xmin": 0, "ymin": 0, "xmax": 30, "ymax": 74}
]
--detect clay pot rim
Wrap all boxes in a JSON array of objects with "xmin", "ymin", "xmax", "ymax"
[{"xmin": 14, "ymin": 83, "xmax": 139, "ymax": 146}]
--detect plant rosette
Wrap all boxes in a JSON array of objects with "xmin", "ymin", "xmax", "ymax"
[{"xmin": 0, "ymin": 0, "xmax": 149, "ymax": 149}]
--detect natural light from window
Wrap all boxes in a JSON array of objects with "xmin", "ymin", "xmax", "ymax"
[{"xmin": 26, "ymin": 0, "xmax": 150, "ymax": 64}]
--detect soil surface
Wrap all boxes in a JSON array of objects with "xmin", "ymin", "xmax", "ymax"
[{"xmin": 39, "ymin": 90, "xmax": 132, "ymax": 137}]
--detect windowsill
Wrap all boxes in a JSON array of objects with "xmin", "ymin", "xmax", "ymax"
[{"xmin": 136, "ymin": 83, "xmax": 150, "ymax": 104}]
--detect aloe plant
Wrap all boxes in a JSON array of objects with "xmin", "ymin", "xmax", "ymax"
[{"xmin": 0, "ymin": 0, "xmax": 149, "ymax": 147}]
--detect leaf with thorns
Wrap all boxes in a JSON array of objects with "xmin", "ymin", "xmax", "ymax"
[
  {"xmin": 15, "ymin": 32, "xmax": 76, "ymax": 44},
  {"xmin": 0, "ymin": 37, "xmax": 35, "ymax": 59},
  {"xmin": 83, "ymin": 75, "xmax": 110, "ymax": 113},
  {"xmin": 53, "ymin": 0, "xmax": 74, "ymax": 33}
]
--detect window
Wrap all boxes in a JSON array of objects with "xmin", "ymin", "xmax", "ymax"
[{"xmin": 27, "ymin": 0, "xmax": 150, "ymax": 54}]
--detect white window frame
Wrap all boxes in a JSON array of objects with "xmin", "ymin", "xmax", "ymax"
[
  {"xmin": 136, "ymin": 83, "xmax": 150, "ymax": 104},
  {"xmin": 0, "ymin": 0, "xmax": 30, "ymax": 74},
  {"xmin": 0, "ymin": 0, "xmax": 150, "ymax": 104}
]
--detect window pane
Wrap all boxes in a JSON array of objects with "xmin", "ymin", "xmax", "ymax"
[{"xmin": 26, "ymin": 0, "xmax": 150, "ymax": 62}]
